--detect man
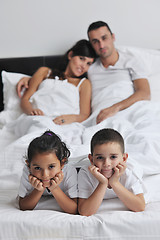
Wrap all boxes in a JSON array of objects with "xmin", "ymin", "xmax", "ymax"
[
  {"xmin": 87, "ymin": 21, "xmax": 150, "ymax": 123},
  {"xmin": 17, "ymin": 21, "xmax": 150, "ymax": 124}
]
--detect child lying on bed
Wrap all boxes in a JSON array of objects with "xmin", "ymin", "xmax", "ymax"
[
  {"xmin": 78, "ymin": 128, "xmax": 145, "ymax": 216},
  {"xmin": 18, "ymin": 130, "xmax": 78, "ymax": 213},
  {"xmin": 17, "ymin": 39, "xmax": 96, "ymax": 125}
]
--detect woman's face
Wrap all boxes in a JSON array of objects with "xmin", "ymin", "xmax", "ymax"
[
  {"xmin": 29, "ymin": 152, "xmax": 62, "ymax": 188},
  {"xmin": 65, "ymin": 54, "xmax": 94, "ymax": 77}
]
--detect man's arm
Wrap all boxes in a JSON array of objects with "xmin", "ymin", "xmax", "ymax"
[{"xmin": 97, "ymin": 78, "xmax": 150, "ymax": 123}]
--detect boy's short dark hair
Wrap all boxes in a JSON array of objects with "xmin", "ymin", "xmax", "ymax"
[
  {"xmin": 87, "ymin": 21, "xmax": 113, "ymax": 37},
  {"xmin": 91, "ymin": 128, "xmax": 124, "ymax": 154}
]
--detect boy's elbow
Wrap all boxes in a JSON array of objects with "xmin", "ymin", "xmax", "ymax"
[
  {"xmin": 133, "ymin": 203, "xmax": 145, "ymax": 212},
  {"xmin": 78, "ymin": 207, "xmax": 94, "ymax": 216}
]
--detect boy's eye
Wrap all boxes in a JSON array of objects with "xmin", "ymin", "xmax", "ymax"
[
  {"xmin": 111, "ymin": 155, "xmax": 117, "ymax": 160},
  {"xmin": 96, "ymin": 156, "xmax": 104, "ymax": 160}
]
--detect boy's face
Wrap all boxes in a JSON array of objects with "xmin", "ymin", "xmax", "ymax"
[{"xmin": 89, "ymin": 142, "xmax": 128, "ymax": 178}]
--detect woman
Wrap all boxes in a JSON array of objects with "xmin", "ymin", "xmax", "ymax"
[{"xmin": 17, "ymin": 39, "xmax": 96, "ymax": 125}]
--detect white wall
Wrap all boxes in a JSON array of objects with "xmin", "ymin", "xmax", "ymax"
[{"xmin": 1, "ymin": 0, "xmax": 160, "ymax": 58}]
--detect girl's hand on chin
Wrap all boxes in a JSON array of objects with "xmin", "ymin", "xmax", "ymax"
[
  {"xmin": 48, "ymin": 171, "xmax": 64, "ymax": 191},
  {"xmin": 28, "ymin": 174, "xmax": 45, "ymax": 192}
]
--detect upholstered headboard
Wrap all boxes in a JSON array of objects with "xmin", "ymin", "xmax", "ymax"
[{"xmin": 0, "ymin": 55, "xmax": 63, "ymax": 111}]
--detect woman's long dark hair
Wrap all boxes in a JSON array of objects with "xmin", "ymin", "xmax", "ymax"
[{"xmin": 50, "ymin": 39, "xmax": 97, "ymax": 79}]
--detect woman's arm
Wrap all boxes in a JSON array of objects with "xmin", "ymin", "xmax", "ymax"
[
  {"xmin": 20, "ymin": 67, "xmax": 51, "ymax": 115},
  {"xmin": 53, "ymin": 79, "xmax": 92, "ymax": 124}
]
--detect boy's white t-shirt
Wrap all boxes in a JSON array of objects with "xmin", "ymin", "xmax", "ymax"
[
  {"xmin": 78, "ymin": 164, "xmax": 144, "ymax": 199},
  {"xmin": 19, "ymin": 164, "xmax": 78, "ymax": 199}
]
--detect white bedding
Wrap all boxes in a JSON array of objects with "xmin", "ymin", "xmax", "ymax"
[{"xmin": 0, "ymin": 46, "xmax": 160, "ymax": 239}]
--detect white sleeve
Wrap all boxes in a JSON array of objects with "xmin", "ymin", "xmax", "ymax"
[
  {"xmin": 63, "ymin": 165, "xmax": 78, "ymax": 199},
  {"xmin": 78, "ymin": 166, "xmax": 98, "ymax": 199},
  {"xmin": 123, "ymin": 168, "xmax": 144, "ymax": 195},
  {"xmin": 18, "ymin": 165, "xmax": 33, "ymax": 198}
]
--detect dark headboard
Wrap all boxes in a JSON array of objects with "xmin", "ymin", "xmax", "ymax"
[{"xmin": 0, "ymin": 55, "xmax": 63, "ymax": 112}]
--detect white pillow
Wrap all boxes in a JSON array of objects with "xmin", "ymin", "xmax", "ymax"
[{"xmin": 1, "ymin": 71, "xmax": 30, "ymax": 111}]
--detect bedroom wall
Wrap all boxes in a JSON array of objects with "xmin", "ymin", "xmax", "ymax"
[{"xmin": 1, "ymin": 0, "xmax": 160, "ymax": 58}]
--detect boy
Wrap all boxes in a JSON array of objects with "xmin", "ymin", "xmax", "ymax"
[{"xmin": 78, "ymin": 128, "xmax": 145, "ymax": 216}]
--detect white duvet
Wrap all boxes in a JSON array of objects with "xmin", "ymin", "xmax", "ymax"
[{"xmin": 1, "ymin": 46, "xmax": 160, "ymax": 239}]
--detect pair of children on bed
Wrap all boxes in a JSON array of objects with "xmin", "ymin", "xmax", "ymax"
[{"xmin": 18, "ymin": 128, "xmax": 145, "ymax": 215}]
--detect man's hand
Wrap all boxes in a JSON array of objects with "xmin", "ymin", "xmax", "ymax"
[
  {"xmin": 28, "ymin": 174, "xmax": 45, "ymax": 192},
  {"xmin": 96, "ymin": 105, "xmax": 119, "ymax": 124},
  {"xmin": 16, "ymin": 77, "xmax": 31, "ymax": 98}
]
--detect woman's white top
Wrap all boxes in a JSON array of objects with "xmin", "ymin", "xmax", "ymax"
[{"xmin": 30, "ymin": 77, "xmax": 86, "ymax": 119}]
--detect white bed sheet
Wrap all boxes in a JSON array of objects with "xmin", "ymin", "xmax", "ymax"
[
  {"xmin": 1, "ymin": 46, "xmax": 160, "ymax": 239},
  {"xmin": 0, "ymin": 184, "xmax": 160, "ymax": 240}
]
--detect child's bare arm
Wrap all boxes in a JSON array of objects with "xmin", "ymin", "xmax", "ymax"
[
  {"xmin": 19, "ymin": 175, "xmax": 45, "ymax": 210},
  {"xmin": 19, "ymin": 188, "xmax": 44, "ymax": 210},
  {"xmin": 109, "ymin": 163, "xmax": 145, "ymax": 212},
  {"xmin": 110, "ymin": 182, "xmax": 145, "ymax": 212},
  {"xmin": 49, "ymin": 172, "xmax": 77, "ymax": 214},
  {"xmin": 78, "ymin": 165, "xmax": 108, "ymax": 216}
]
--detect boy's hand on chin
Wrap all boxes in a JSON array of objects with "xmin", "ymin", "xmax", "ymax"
[
  {"xmin": 109, "ymin": 162, "xmax": 127, "ymax": 185},
  {"xmin": 89, "ymin": 165, "xmax": 108, "ymax": 186}
]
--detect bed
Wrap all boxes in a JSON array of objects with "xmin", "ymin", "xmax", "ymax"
[{"xmin": 0, "ymin": 46, "xmax": 160, "ymax": 240}]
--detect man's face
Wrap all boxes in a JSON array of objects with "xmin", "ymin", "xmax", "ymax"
[{"xmin": 88, "ymin": 26, "xmax": 115, "ymax": 59}]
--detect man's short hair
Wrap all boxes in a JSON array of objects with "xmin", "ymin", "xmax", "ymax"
[
  {"xmin": 87, "ymin": 21, "xmax": 113, "ymax": 37},
  {"xmin": 90, "ymin": 128, "xmax": 124, "ymax": 154}
]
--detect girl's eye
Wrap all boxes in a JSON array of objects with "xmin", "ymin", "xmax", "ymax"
[
  {"xmin": 34, "ymin": 167, "xmax": 41, "ymax": 170},
  {"xmin": 49, "ymin": 165, "xmax": 55, "ymax": 169},
  {"xmin": 79, "ymin": 56, "xmax": 85, "ymax": 61}
]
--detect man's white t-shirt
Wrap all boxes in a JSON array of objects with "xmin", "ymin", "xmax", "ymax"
[{"xmin": 88, "ymin": 47, "xmax": 149, "ymax": 112}]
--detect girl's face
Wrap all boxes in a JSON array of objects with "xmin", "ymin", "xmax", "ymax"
[
  {"xmin": 89, "ymin": 142, "xmax": 128, "ymax": 178},
  {"xmin": 65, "ymin": 53, "xmax": 94, "ymax": 78},
  {"xmin": 29, "ymin": 152, "xmax": 63, "ymax": 188}
]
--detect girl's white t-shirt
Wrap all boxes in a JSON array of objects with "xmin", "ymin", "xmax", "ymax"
[{"xmin": 19, "ymin": 164, "xmax": 78, "ymax": 199}]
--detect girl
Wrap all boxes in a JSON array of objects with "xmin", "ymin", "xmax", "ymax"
[
  {"xmin": 18, "ymin": 130, "xmax": 78, "ymax": 214},
  {"xmin": 18, "ymin": 39, "xmax": 96, "ymax": 125}
]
